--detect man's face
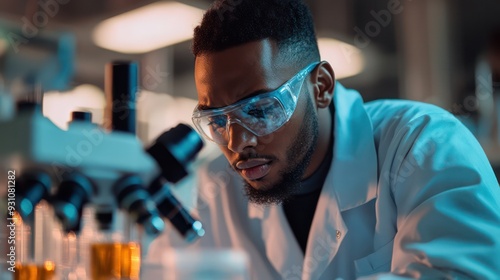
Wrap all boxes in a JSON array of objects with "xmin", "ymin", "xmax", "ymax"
[{"xmin": 194, "ymin": 39, "xmax": 319, "ymax": 205}]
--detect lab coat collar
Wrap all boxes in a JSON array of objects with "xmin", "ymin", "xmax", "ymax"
[{"xmin": 330, "ymin": 82, "xmax": 378, "ymax": 211}]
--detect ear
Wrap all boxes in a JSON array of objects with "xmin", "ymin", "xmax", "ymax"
[{"xmin": 311, "ymin": 61, "xmax": 335, "ymax": 109}]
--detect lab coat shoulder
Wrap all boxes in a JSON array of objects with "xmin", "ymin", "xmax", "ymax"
[
  {"xmin": 364, "ymin": 100, "xmax": 500, "ymax": 279},
  {"xmin": 364, "ymin": 99, "xmax": 455, "ymax": 166}
]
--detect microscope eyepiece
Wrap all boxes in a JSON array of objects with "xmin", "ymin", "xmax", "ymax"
[{"xmin": 147, "ymin": 124, "xmax": 203, "ymax": 183}]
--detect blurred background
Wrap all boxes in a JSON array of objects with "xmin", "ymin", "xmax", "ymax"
[{"xmin": 1, "ymin": 0, "xmax": 500, "ymax": 171}]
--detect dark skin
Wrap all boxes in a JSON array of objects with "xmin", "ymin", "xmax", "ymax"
[{"xmin": 195, "ymin": 39, "xmax": 335, "ymax": 199}]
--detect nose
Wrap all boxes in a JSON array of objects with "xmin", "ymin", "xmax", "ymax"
[{"xmin": 226, "ymin": 122, "xmax": 258, "ymax": 153}]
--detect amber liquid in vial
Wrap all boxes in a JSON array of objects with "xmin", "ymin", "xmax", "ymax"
[
  {"xmin": 90, "ymin": 242, "xmax": 141, "ymax": 280},
  {"xmin": 14, "ymin": 261, "xmax": 56, "ymax": 280}
]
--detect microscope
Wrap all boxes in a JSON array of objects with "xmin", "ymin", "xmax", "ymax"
[{"xmin": 0, "ymin": 31, "xmax": 205, "ymax": 280}]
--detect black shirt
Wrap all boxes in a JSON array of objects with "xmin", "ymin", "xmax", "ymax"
[{"xmin": 283, "ymin": 105, "xmax": 335, "ymax": 254}]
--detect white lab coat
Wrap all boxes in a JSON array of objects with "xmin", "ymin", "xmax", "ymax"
[{"xmin": 148, "ymin": 83, "xmax": 500, "ymax": 280}]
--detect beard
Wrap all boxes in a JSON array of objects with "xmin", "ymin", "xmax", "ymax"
[{"xmin": 243, "ymin": 95, "xmax": 319, "ymax": 205}]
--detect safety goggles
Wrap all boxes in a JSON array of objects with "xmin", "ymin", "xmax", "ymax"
[{"xmin": 192, "ymin": 62, "xmax": 319, "ymax": 145}]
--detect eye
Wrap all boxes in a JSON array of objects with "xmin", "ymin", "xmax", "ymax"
[
  {"xmin": 248, "ymin": 108, "xmax": 265, "ymax": 119},
  {"xmin": 207, "ymin": 115, "xmax": 227, "ymax": 129},
  {"xmin": 245, "ymin": 101, "xmax": 275, "ymax": 119}
]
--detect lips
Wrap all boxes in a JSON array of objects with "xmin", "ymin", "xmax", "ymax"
[{"xmin": 236, "ymin": 158, "xmax": 272, "ymax": 181}]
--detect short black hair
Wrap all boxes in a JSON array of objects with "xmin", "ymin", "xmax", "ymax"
[{"xmin": 192, "ymin": 0, "xmax": 320, "ymax": 66}]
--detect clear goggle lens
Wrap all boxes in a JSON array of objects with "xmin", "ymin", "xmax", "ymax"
[{"xmin": 194, "ymin": 96, "xmax": 289, "ymax": 144}]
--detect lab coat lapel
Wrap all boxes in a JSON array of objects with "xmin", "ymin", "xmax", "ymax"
[
  {"xmin": 249, "ymin": 203, "xmax": 304, "ymax": 277},
  {"xmin": 301, "ymin": 174, "xmax": 346, "ymax": 280},
  {"xmin": 303, "ymin": 83, "xmax": 379, "ymax": 280}
]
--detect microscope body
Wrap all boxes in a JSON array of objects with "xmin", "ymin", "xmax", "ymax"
[{"xmin": 0, "ymin": 65, "xmax": 204, "ymax": 279}]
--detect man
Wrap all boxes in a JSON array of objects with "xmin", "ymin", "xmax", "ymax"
[{"xmin": 149, "ymin": 0, "xmax": 500, "ymax": 279}]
